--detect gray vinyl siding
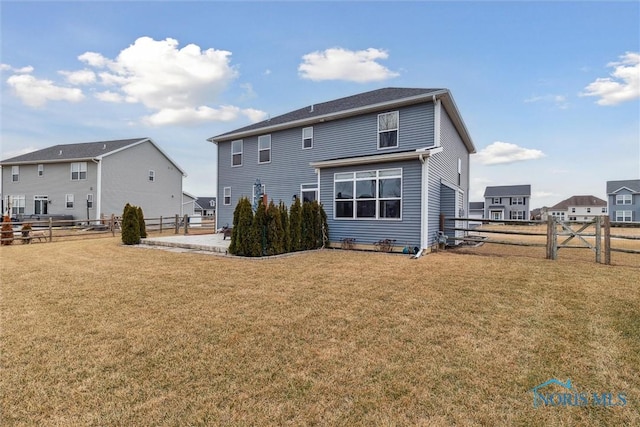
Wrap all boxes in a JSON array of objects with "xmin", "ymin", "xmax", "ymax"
[
  {"xmin": 609, "ymin": 191, "xmax": 640, "ymax": 222},
  {"xmin": 427, "ymin": 108, "xmax": 470, "ymax": 246},
  {"xmin": 100, "ymin": 141, "xmax": 182, "ymax": 218},
  {"xmin": 217, "ymin": 102, "xmax": 436, "ymax": 229},
  {"xmin": 2, "ymin": 162, "xmax": 98, "ymax": 220},
  {"xmin": 319, "ymin": 160, "xmax": 422, "ymax": 248}
]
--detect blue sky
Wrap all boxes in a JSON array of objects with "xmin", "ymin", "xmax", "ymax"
[{"xmin": 1, "ymin": 1, "xmax": 639, "ymax": 208}]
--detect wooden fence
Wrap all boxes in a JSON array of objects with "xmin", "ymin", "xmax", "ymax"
[
  {"xmin": 0, "ymin": 214, "xmax": 216, "ymax": 245},
  {"xmin": 441, "ymin": 215, "xmax": 640, "ymax": 265}
]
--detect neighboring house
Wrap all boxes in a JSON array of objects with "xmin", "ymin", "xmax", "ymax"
[
  {"xmin": 195, "ymin": 197, "xmax": 216, "ymax": 217},
  {"xmin": 548, "ymin": 195, "xmax": 607, "ymax": 222},
  {"xmin": 1, "ymin": 138, "xmax": 185, "ymax": 221},
  {"xmin": 483, "ymin": 185, "xmax": 531, "ymax": 220},
  {"xmin": 182, "ymin": 192, "xmax": 197, "ymax": 216},
  {"xmin": 469, "ymin": 201, "xmax": 484, "ymax": 226},
  {"xmin": 208, "ymin": 87, "xmax": 476, "ymax": 250},
  {"xmin": 607, "ymin": 179, "xmax": 640, "ymax": 222}
]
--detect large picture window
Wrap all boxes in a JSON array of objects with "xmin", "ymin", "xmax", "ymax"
[
  {"xmin": 334, "ymin": 168, "xmax": 402, "ymax": 220},
  {"xmin": 231, "ymin": 140, "xmax": 243, "ymax": 167},
  {"xmin": 6, "ymin": 195, "xmax": 25, "ymax": 216},
  {"xmin": 378, "ymin": 111, "xmax": 399, "ymax": 149},
  {"xmin": 71, "ymin": 162, "xmax": 87, "ymax": 180}
]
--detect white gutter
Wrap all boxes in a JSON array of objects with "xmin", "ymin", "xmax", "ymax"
[
  {"xmin": 419, "ymin": 153, "xmax": 430, "ymax": 252},
  {"xmin": 310, "ymin": 146, "xmax": 443, "ymax": 169},
  {"xmin": 94, "ymin": 158, "xmax": 102, "ymax": 221}
]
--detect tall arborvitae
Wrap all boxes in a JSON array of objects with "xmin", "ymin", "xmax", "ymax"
[
  {"xmin": 137, "ymin": 206, "xmax": 147, "ymax": 238},
  {"xmin": 318, "ymin": 202, "xmax": 329, "ymax": 248},
  {"xmin": 266, "ymin": 200, "xmax": 285, "ymax": 255},
  {"xmin": 301, "ymin": 201, "xmax": 315, "ymax": 250},
  {"xmin": 289, "ymin": 196, "xmax": 303, "ymax": 252},
  {"xmin": 250, "ymin": 199, "xmax": 267, "ymax": 256},
  {"xmin": 229, "ymin": 197, "xmax": 253, "ymax": 256},
  {"xmin": 278, "ymin": 200, "xmax": 290, "ymax": 253},
  {"xmin": 121, "ymin": 203, "xmax": 141, "ymax": 245}
]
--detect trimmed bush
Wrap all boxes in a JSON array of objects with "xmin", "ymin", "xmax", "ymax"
[
  {"xmin": 137, "ymin": 206, "xmax": 147, "ymax": 238},
  {"xmin": 289, "ymin": 197, "xmax": 303, "ymax": 252},
  {"xmin": 20, "ymin": 223, "xmax": 33, "ymax": 244},
  {"xmin": 121, "ymin": 203, "xmax": 141, "ymax": 245},
  {"xmin": 1, "ymin": 215, "xmax": 14, "ymax": 246}
]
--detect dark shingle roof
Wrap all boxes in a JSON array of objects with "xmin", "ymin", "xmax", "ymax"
[
  {"xmin": 210, "ymin": 87, "xmax": 443, "ymax": 140},
  {"xmin": 606, "ymin": 179, "xmax": 640, "ymax": 194},
  {"xmin": 195, "ymin": 197, "xmax": 216, "ymax": 209},
  {"xmin": 1, "ymin": 138, "xmax": 148, "ymax": 164},
  {"xmin": 549, "ymin": 195, "xmax": 607, "ymax": 210},
  {"xmin": 469, "ymin": 202, "xmax": 485, "ymax": 210},
  {"xmin": 484, "ymin": 185, "xmax": 531, "ymax": 197}
]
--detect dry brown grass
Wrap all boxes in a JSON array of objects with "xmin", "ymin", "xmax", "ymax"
[{"xmin": 1, "ymin": 238, "xmax": 639, "ymax": 426}]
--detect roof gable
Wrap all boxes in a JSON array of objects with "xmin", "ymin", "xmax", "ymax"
[
  {"xmin": 208, "ymin": 87, "xmax": 476, "ymax": 154},
  {"xmin": 549, "ymin": 195, "xmax": 607, "ymax": 210},
  {"xmin": 484, "ymin": 185, "xmax": 531, "ymax": 197},
  {"xmin": 1, "ymin": 138, "xmax": 147, "ymax": 164},
  {"xmin": 607, "ymin": 179, "xmax": 640, "ymax": 194}
]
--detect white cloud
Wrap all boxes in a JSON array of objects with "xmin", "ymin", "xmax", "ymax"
[
  {"xmin": 1, "ymin": 64, "xmax": 34, "ymax": 73},
  {"xmin": 141, "ymin": 105, "xmax": 267, "ymax": 127},
  {"xmin": 580, "ymin": 52, "xmax": 640, "ymax": 105},
  {"xmin": 475, "ymin": 141, "xmax": 546, "ymax": 165},
  {"xmin": 59, "ymin": 69, "xmax": 96, "ymax": 85},
  {"xmin": 524, "ymin": 94, "xmax": 569, "ymax": 109},
  {"xmin": 78, "ymin": 51, "xmax": 110, "ymax": 68},
  {"xmin": 6, "ymin": 74, "xmax": 84, "ymax": 107},
  {"xmin": 298, "ymin": 47, "xmax": 399, "ymax": 82},
  {"xmin": 94, "ymin": 90, "xmax": 125, "ymax": 103}
]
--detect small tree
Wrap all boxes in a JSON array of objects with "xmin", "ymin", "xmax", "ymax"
[
  {"xmin": 249, "ymin": 200, "xmax": 267, "ymax": 256},
  {"xmin": 278, "ymin": 200, "xmax": 290, "ymax": 253},
  {"xmin": 266, "ymin": 200, "xmax": 285, "ymax": 255},
  {"xmin": 229, "ymin": 197, "xmax": 253, "ymax": 256},
  {"xmin": 289, "ymin": 197, "xmax": 303, "ymax": 252},
  {"xmin": 137, "ymin": 206, "xmax": 147, "ymax": 238},
  {"xmin": 1, "ymin": 215, "xmax": 14, "ymax": 246},
  {"xmin": 121, "ymin": 203, "xmax": 141, "ymax": 245},
  {"xmin": 21, "ymin": 222, "xmax": 33, "ymax": 244}
]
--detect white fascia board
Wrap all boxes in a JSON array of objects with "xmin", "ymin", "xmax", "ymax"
[
  {"xmin": 309, "ymin": 146, "xmax": 443, "ymax": 169},
  {"xmin": 209, "ymin": 90, "xmax": 450, "ymax": 144},
  {"xmin": 611, "ymin": 186, "xmax": 638, "ymax": 194}
]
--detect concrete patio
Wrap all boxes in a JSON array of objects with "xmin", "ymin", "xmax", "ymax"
[{"xmin": 140, "ymin": 232, "xmax": 231, "ymax": 254}]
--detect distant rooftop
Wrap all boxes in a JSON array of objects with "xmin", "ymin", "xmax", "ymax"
[
  {"xmin": 484, "ymin": 185, "xmax": 531, "ymax": 197},
  {"xmin": 549, "ymin": 195, "xmax": 607, "ymax": 210},
  {"xmin": 606, "ymin": 179, "xmax": 640, "ymax": 194}
]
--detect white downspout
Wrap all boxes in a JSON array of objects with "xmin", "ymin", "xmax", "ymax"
[
  {"xmin": 419, "ymin": 153, "xmax": 429, "ymax": 254},
  {"xmin": 94, "ymin": 159, "xmax": 102, "ymax": 221}
]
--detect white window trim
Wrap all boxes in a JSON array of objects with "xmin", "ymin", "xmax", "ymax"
[
  {"xmin": 223, "ymin": 187, "xmax": 231, "ymax": 206},
  {"xmin": 37, "ymin": 164, "xmax": 44, "ymax": 177},
  {"xmin": 300, "ymin": 183, "xmax": 318, "ymax": 203},
  {"xmin": 11, "ymin": 166, "xmax": 19, "ymax": 182},
  {"xmin": 492, "ymin": 197, "xmax": 501, "ymax": 204},
  {"xmin": 616, "ymin": 194, "xmax": 632, "ymax": 205},
  {"xmin": 70, "ymin": 162, "xmax": 87, "ymax": 181},
  {"xmin": 333, "ymin": 168, "xmax": 403, "ymax": 220},
  {"xmin": 302, "ymin": 127, "xmax": 313, "ymax": 149},
  {"xmin": 148, "ymin": 170, "xmax": 155, "ymax": 182},
  {"xmin": 512, "ymin": 197, "xmax": 524, "ymax": 205},
  {"xmin": 7, "ymin": 195, "xmax": 26, "ymax": 215},
  {"xmin": 87, "ymin": 194, "xmax": 94, "ymax": 209},
  {"xmin": 65, "ymin": 194, "xmax": 74, "ymax": 209},
  {"xmin": 615, "ymin": 210, "xmax": 632, "ymax": 222},
  {"xmin": 231, "ymin": 140, "xmax": 243, "ymax": 167},
  {"xmin": 258, "ymin": 135, "xmax": 271, "ymax": 164},
  {"xmin": 377, "ymin": 111, "xmax": 399, "ymax": 150}
]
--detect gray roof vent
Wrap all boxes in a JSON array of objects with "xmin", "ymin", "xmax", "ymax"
[
  {"xmin": 310, "ymin": 104, "xmax": 314, "ymax": 113},
  {"xmin": 59, "ymin": 150, "xmax": 63, "ymax": 156},
  {"xmin": 103, "ymin": 144, "xmax": 106, "ymax": 149}
]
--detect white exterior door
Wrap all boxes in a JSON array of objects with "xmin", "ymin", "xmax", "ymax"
[{"xmin": 491, "ymin": 210, "xmax": 503, "ymax": 220}]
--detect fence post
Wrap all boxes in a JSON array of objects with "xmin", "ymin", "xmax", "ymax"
[
  {"xmin": 175, "ymin": 214, "xmax": 179, "ymax": 234},
  {"xmin": 48, "ymin": 217, "xmax": 53, "ymax": 242},
  {"xmin": 159, "ymin": 216, "xmax": 163, "ymax": 234},
  {"xmin": 546, "ymin": 217, "xmax": 557, "ymax": 260},
  {"xmin": 595, "ymin": 216, "xmax": 602, "ymax": 264},
  {"xmin": 110, "ymin": 214, "xmax": 115, "ymax": 236},
  {"xmin": 184, "ymin": 214, "xmax": 189, "ymax": 235},
  {"xmin": 603, "ymin": 215, "xmax": 611, "ymax": 265}
]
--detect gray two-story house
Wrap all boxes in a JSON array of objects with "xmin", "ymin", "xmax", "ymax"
[
  {"xmin": 483, "ymin": 185, "xmax": 531, "ymax": 221},
  {"xmin": 607, "ymin": 179, "xmax": 640, "ymax": 222},
  {"xmin": 1, "ymin": 138, "xmax": 185, "ymax": 221},
  {"xmin": 208, "ymin": 87, "xmax": 476, "ymax": 251}
]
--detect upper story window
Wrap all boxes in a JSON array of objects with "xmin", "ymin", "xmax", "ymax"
[
  {"xmin": 258, "ymin": 135, "xmax": 271, "ymax": 164},
  {"xmin": 378, "ymin": 111, "xmax": 399, "ymax": 149},
  {"xmin": 512, "ymin": 197, "xmax": 524, "ymax": 205},
  {"xmin": 71, "ymin": 162, "xmax": 87, "ymax": 180},
  {"xmin": 492, "ymin": 197, "xmax": 501, "ymax": 204},
  {"xmin": 616, "ymin": 194, "xmax": 632, "ymax": 205},
  {"xmin": 37, "ymin": 164, "xmax": 44, "ymax": 177},
  {"xmin": 148, "ymin": 170, "xmax": 155, "ymax": 182},
  {"xmin": 223, "ymin": 187, "xmax": 231, "ymax": 205},
  {"xmin": 231, "ymin": 140, "xmax": 243, "ymax": 167},
  {"xmin": 457, "ymin": 158, "xmax": 462, "ymax": 186},
  {"xmin": 11, "ymin": 166, "xmax": 19, "ymax": 182},
  {"xmin": 586, "ymin": 208, "xmax": 591, "ymax": 213},
  {"xmin": 602, "ymin": 207, "xmax": 607, "ymax": 213},
  {"xmin": 571, "ymin": 207, "xmax": 576, "ymax": 213},
  {"xmin": 302, "ymin": 127, "xmax": 313, "ymax": 149}
]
